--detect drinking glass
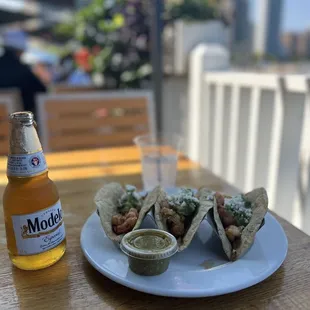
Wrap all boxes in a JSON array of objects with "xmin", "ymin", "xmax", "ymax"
[{"xmin": 134, "ymin": 132, "xmax": 182, "ymax": 191}]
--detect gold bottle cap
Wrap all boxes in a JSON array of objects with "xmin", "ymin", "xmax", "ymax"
[{"xmin": 9, "ymin": 111, "xmax": 34, "ymax": 126}]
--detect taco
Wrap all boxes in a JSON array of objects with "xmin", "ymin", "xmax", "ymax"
[
  {"xmin": 94, "ymin": 183, "xmax": 159, "ymax": 243},
  {"xmin": 154, "ymin": 187, "xmax": 214, "ymax": 251},
  {"xmin": 207, "ymin": 187, "xmax": 268, "ymax": 261}
]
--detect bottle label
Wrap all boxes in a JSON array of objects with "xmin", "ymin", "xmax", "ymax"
[
  {"xmin": 7, "ymin": 150, "xmax": 48, "ymax": 177},
  {"xmin": 12, "ymin": 200, "xmax": 66, "ymax": 255}
]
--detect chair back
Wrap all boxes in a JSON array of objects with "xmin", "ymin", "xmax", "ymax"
[{"xmin": 36, "ymin": 91, "xmax": 155, "ymax": 152}]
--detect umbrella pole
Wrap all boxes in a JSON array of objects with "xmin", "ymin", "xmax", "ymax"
[
  {"xmin": 150, "ymin": 0, "xmax": 163, "ymax": 134},
  {"xmin": 150, "ymin": 0, "xmax": 164, "ymax": 187}
]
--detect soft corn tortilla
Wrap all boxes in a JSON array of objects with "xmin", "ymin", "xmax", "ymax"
[
  {"xmin": 94, "ymin": 183, "xmax": 160, "ymax": 243},
  {"xmin": 154, "ymin": 187, "xmax": 214, "ymax": 251},
  {"xmin": 212, "ymin": 187, "xmax": 268, "ymax": 261}
]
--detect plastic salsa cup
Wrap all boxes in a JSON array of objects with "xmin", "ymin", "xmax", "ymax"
[{"xmin": 120, "ymin": 229, "xmax": 178, "ymax": 276}]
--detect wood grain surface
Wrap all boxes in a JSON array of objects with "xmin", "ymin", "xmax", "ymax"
[
  {"xmin": 0, "ymin": 147, "xmax": 309, "ymax": 310},
  {"xmin": 42, "ymin": 97, "xmax": 150, "ymax": 152}
]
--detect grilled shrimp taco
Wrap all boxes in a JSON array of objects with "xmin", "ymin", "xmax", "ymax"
[
  {"xmin": 154, "ymin": 187, "xmax": 214, "ymax": 251},
  {"xmin": 207, "ymin": 187, "xmax": 268, "ymax": 261},
  {"xmin": 94, "ymin": 183, "xmax": 159, "ymax": 243}
]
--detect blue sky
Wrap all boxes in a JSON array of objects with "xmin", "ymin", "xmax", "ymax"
[
  {"xmin": 282, "ymin": 0, "xmax": 310, "ymax": 31},
  {"xmin": 250, "ymin": 0, "xmax": 310, "ymax": 32}
]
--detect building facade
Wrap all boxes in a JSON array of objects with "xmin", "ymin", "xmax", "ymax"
[
  {"xmin": 282, "ymin": 31, "xmax": 310, "ymax": 59},
  {"xmin": 253, "ymin": 0, "xmax": 284, "ymax": 57},
  {"xmin": 281, "ymin": 32, "xmax": 298, "ymax": 58},
  {"xmin": 233, "ymin": 0, "xmax": 250, "ymax": 43}
]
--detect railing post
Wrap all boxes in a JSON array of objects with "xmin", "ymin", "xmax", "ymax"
[
  {"xmin": 301, "ymin": 78, "xmax": 310, "ymax": 232},
  {"xmin": 187, "ymin": 45, "xmax": 208, "ymax": 161},
  {"xmin": 212, "ymin": 83, "xmax": 224, "ymax": 175},
  {"xmin": 264, "ymin": 77, "xmax": 284, "ymax": 211},
  {"xmin": 244, "ymin": 86, "xmax": 261, "ymax": 192},
  {"xmin": 273, "ymin": 76, "xmax": 307, "ymax": 223},
  {"xmin": 234, "ymin": 87, "xmax": 252, "ymax": 190},
  {"xmin": 199, "ymin": 82, "xmax": 213, "ymax": 169},
  {"xmin": 227, "ymin": 84, "xmax": 240, "ymax": 184}
]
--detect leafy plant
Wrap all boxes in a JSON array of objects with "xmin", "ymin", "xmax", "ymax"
[
  {"xmin": 55, "ymin": 0, "xmax": 218, "ymax": 89},
  {"xmin": 55, "ymin": 0, "xmax": 151, "ymax": 89},
  {"xmin": 166, "ymin": 0, "xmax": 217, "ymax": 21}
]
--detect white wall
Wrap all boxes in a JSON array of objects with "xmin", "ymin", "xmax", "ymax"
[{"xmin": 171, "ymin": 20, "xmax": 231, "ymax": 75}]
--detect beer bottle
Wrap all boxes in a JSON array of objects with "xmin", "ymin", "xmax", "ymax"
[{"xmin": 3, "ymin": 112, "xmax": 66, "ymax": 270}]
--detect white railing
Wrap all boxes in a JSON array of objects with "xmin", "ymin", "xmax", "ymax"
[{"xmin": 188, "ymin": 45, "xmax": 310, "ymax": 234}]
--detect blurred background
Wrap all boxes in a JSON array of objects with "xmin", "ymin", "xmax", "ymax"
[
  {"xmin": 2, "ymin": 0, "xmax": 309, "ymax": 85},
  {"xmin": 1, "ymin": 0, "xmax": 310, "ymax": 235}
]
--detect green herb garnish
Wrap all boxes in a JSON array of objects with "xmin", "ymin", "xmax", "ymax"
[
  {"xmin": 168, "ymin": 188, "xmax": 200, "ymax": 217},
  {"xmin": 118, "ymin": 185, "xmax": 142, "ymax": 214},
  {"xmin": 224, "ymin": 194, "xmax": 252, "ymax": 227}
]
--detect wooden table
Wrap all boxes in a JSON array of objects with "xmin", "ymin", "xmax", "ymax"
[{"xmin": 0, "ymin": 146, "xmax": 310, "ymax": 310}]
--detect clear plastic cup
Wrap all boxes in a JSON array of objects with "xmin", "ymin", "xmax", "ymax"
[{"xmin": 133, "ymin": 132, "xmax": 182, "ymax": 191}]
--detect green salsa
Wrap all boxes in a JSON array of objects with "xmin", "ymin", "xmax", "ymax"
[{"xmin": 120, "ymin": 229, "xmax": 177, "ymax": 276}]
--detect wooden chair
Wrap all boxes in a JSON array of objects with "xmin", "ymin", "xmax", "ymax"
[
  {"xmin": 0, "ymin": 89, "xmax": 22, "ymax": 155},
  {"xmin": 36, "ymin": 91, "xmax": 155, "ymax": 152}
]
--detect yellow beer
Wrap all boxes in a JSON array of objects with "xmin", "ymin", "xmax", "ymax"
[{"xmin": 3, "ymin": 112, "xmax": 66, "ymax": 270}]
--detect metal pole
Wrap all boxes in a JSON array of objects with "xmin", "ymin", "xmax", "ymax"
[{"xmin": 150, "ymin": 0, "xmax": 163, "ymax": 133}]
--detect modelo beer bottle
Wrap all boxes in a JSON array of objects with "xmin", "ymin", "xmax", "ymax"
[{"xmin": 3, "ymin": 112, "xmax": 66, "ymax": 270}]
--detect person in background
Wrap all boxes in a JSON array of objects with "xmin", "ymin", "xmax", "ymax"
[
  {"xmin": 53, "ymin": 54, "xmax": 75, "ymax": 83},
  {"xmin": 0, "ymin": 30, "xmax": 46, "ymax": 116},
  {"xmin": 32, "ymin": 62, "xmax": 53, "ymax": 85},
  {"xmin": 67, "ymin": 47, "xmax": 92, "ymax": 86}
]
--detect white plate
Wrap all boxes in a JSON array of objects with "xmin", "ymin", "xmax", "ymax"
[{"xmin": 80, "ymin": 210, "xmax": 288, "ymax": 298}]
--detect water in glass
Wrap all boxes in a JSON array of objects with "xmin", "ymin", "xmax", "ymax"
[{"xmin": 141, "ymin": 153, "xmax": 177, "ymax": 191}]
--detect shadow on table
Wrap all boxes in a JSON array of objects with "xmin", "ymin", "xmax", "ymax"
[
  {"xmin": 82, "ymin": 257, "xmax": 285, "ymax": 309},
  {"xmin": 12, "ymin": 252, "xmax": 71, "ymax": 310}
]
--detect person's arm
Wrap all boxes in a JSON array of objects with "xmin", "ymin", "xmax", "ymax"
[{"xmin": 23, "ymin": 65, "xmax": 47, "ymax": 93}]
